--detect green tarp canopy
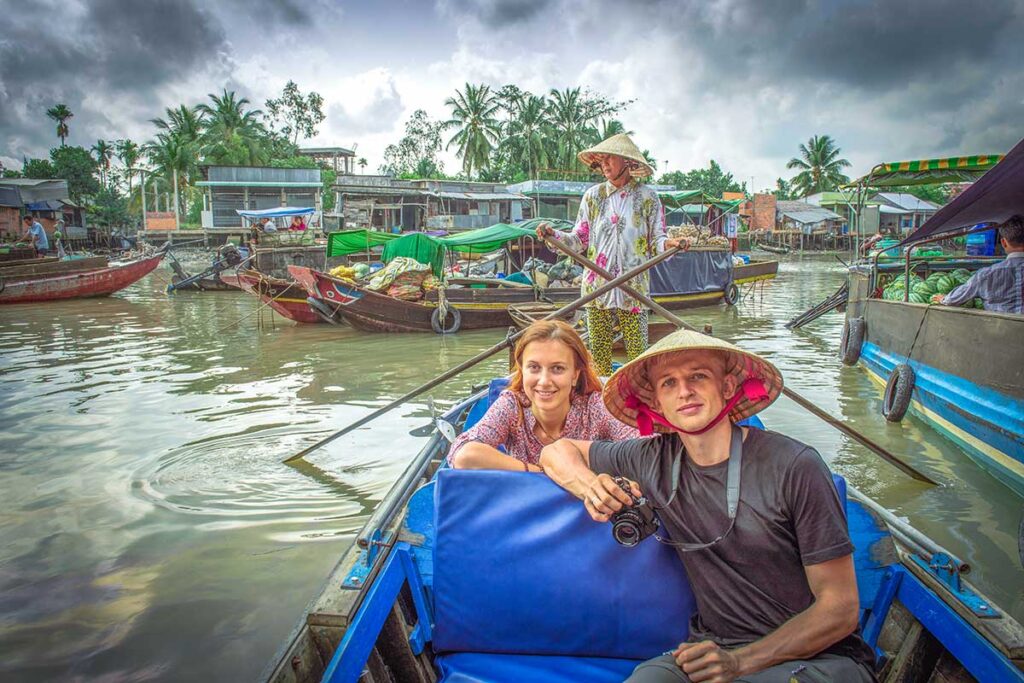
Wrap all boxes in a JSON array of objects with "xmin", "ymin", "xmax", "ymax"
[
  {"xmin": 379, "ymin": 223, "xmax": 541, "ymax": 276},
  {"xmin": 326, "ymin": 229, "xmax": 399, "ymax": 257},
  {"xmin": 848, "ymin": 154, "xmax": 1004, "ymax": 188},
  {"xmin": 658, "ymin": 190, "xmax": 704, "ymax": 211}
]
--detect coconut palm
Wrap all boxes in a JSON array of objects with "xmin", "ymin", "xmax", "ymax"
[
  {"xmin": 116, "ymin": 139, "xmax": 141, "ymax": 195},
  {"xmin": 504, "ymin": 94, "xmax": 550, "ymax": 180},
  {"xmin": 151, "ymin": 104, "xmax": 205, "ymax": 144},
  {"xmin": 442, "ymin": 83, "xmax": 502, "ymax": 178},
  {"xmin": 197, "ymin": 89, "xmax": 267, "ymax": 165},
  {"xmin": 358, "ymin": 157, "xmax": 367, "ymax": 173},
  {"xmin": 786, "ymin": 135, "xmax": 852, "ymax": 197},
  {"xmin": 92, "ymin": 140, "xmax": 114, "ymax": 186},
  {"xmin": 46, "ymin": 104, "xmax": 73, "ymax": 146},
  {"xmin": 547, "ymin": 87, "xmax": 594, "ymax": 172},
  {"xmin": 144, "ymin": 131, "xmax": 199, "ymax": 217}
]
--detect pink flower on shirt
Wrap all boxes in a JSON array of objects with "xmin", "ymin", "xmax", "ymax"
[{"xmin": 596, "ymin": 252, "xmax": 608, "ymax": 269}]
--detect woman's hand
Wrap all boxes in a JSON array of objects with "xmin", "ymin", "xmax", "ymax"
[
  {"xmin": 535, "ymin": 222, "xmax": 554, "ymax": 240},
  {"xmin": 665, "ymin": 237, "xmax": 691, "ymax": 251}
]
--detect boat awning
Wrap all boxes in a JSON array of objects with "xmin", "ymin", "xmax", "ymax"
[
  {"xmin": 901, "ymin": 137, "xmax": 1024, "ymax": 244},
  {"xmin": 849, "ymin": 153, "xmax": 1004, "ymax": 188},
  {"xmin": 235, "ymin": 207, "xmax": 315, "ymax": 219},
  {"xmin": 326, "ymin": 229, "xmax": 400, "ymax": 257},
  {"xmin": 427, "ymin": 191, "xmax": 529, "ymax": 201}
]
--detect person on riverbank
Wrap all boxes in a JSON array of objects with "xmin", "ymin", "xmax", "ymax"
[
  {"xmin": 540, "ymin": 330, "xmax": 876, "ymax": 682},
  {"xmin": 536, "ymin": 133, "xmax": 687, "ymax": 375},
  {"xmin": 289, "ymin": 215, "xmax": 307, "ymax": 231},
  {"xmin": 21, "ymin": 215, "xmax": 49, "ymax": 256},
  {"xmin": 447, "ymin": 320, "xmax": 638, "ymax": 471},
  {"xmin": 932, "ymin": 215, "xmax": 1024, "ymax": 314}
]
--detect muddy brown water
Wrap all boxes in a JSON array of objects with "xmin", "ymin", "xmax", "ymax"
[{"xmin": 0, "ymin": 254, "xmax": 1020, "ymax": 681}]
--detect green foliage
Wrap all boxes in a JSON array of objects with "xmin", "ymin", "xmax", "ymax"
[
  {"xmin": 265, "ymin": 80, "xmax": 326, "ymax": 145},
  {"xmin": 87, "ymin": 186, "xmax": 130, "ymax": 228},
  {"xmin": 92, "ymin": 139, "xmax": 113, "ymax": 186},
  {"xmin": 321, "ymin": 168, "xmax": 336, "ymax": 212},
  {"xmin": 46, "ymin": 104, "xmax": 73, "ymax": 146},
  {"xmin": 197, "ymin": 89, "xmax": 269, "ymax": 165},
  {"xmin": 773, "ymin": 177, "xmax": 796, "ymax": 200},
  {"xmin": 381, "ymin": 109, "xmax": 446, "ymax": 177},
  {"xmin": 50, "ymin": 145, "xmax": 100, "ymax": 201},
  {"xmin": 443, "ymin": 83, "xmax": 502, "ymax": 178},
  {"xmin": 786, "ymin": 134, "xmax": 851, "ymax": 197},
  {"xmin": 658, "ymin": 160, "xmax": 744, "ymax": 197},
  {"xmin": 22, "ymin": 157, "xmax": 56, "ymax": 178},
  {"xmin": 269, "ymin": 155, "xmax": 319, "ymax": 169}
]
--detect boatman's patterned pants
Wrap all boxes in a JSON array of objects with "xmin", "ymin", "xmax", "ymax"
[{"xmin": 586, "ymin": 307, "xmax": 649, "ymax": 376}]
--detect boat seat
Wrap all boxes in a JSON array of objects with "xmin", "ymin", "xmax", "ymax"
[{"xmin": 432, "ymin": 469, "xmax": 696, "ymax": 682}]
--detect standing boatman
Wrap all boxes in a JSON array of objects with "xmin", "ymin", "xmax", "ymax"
[
  {"xmin": 537, "ymin": 133, "xmax": 686, "ymax": 375},
  {"xmin": 21, "ymin": 215, "xmax": 50, "ymax": 256}
]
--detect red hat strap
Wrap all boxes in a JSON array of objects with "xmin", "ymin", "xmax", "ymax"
[{"xmin": 623, "ymin": 378, "xmax": 769, "ymax": 437}]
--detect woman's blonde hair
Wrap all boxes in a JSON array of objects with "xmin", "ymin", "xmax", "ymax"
[{"xmin": 508, "ymin": 320, "xmax": 603, "ymax": 396}]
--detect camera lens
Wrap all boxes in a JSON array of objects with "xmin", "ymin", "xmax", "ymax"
[{"xmin": 613, "ymin": 521, "xmax": 640, "ymax": 547}]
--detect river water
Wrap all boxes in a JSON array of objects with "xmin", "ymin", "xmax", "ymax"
[{"xmin": 0, "ymin": 254, "xmax": 1021, "ymax": 681}]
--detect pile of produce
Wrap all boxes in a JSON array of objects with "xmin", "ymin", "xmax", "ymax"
[
  {"xmin": 667, "ymin": 225, "xmax": 730, "ymax": 248},
  {"xmin": 521, "ymin": 257, "xmax": 583, "ymax": 286},
  {"xmin": 880, "ymin": 268, "xmax": 983, "ymax": 307}
]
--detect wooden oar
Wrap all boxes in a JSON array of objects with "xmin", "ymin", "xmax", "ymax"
[
  {"xmin": 547, "ymin": 236, "xmax": 939, "ymax": 485},
  {"xmin": 282, "ymin": 245, "xmax": 683, "ymax": 464}
]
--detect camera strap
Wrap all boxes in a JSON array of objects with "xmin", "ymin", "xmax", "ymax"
[{"xmin": 655, "ymin": 424, "xmax": 742, "ymax": 552}]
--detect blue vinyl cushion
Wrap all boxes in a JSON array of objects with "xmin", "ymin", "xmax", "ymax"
[
  {"xmin": 435, "ymin": 652, "xmax": 641, "ymax": 683},
  {"xmin": 432, "ymin": 469, "xmax": 696, "ymax": 660}
]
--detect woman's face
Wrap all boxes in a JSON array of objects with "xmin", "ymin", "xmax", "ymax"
[
  {"xmin": 520, "ymin": 339, "xmax": 580, "ymax": 411},
  {"xmin": 598, "ymin": 154, "xmax": 629, "ymax": 183}
]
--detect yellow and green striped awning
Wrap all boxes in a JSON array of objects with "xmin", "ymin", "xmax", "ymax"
[{"xmin": 850, "ymin": 154, "xmax": 1005, "ymax": 187}]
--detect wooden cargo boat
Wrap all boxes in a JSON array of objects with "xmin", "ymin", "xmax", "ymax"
[
  {"xmin": 734, "ymin": 257, "xmax": 779, "ymax": 284},
  {"xmin": 840, "ymin": 143, "xmax": 1023, "ymax": 497},
  {"xmin": 0, "ymin": 248, "xmax": 166, "ymax": 304},
  {"xmin": 236, "ymin": 269, "xmax": 322, "ymax": 324},
  {"xmin": 264, "ymin": 379, "xmax": 1024, "ymax": 683}
]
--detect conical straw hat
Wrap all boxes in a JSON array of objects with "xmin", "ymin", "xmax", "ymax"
[
  {"xmin": 603, "ymin": 329, "xmax": 784, "ymax": 433},
  {"xmin": 578, "ymin": 133, "xmax": 655, "ymax": 179}
]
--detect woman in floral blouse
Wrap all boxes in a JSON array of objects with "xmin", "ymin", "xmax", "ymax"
[
  {"xmin": 538, "ymin": 133, "xmax": 687, "ymax": 375},
  {"xmin": 448, "ymin": 320, "xmax": 637, "ymax": 471}
]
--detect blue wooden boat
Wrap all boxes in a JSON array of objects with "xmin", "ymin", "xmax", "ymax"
[
  {"xmin": 264, "ymin": 379, "xmax": 1024, "ymax": 683},
  {"xmin": 840, "ymin": 141, "xmax": 1024, "ymax": 498}
]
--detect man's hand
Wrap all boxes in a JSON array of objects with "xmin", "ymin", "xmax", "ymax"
[
  {"xmin": 930, "ymin": 293, "xmax": 945, "ymax": 305},
  {"xmin": 665, "ymin": 237, "xmax": 691, "ymax": 251},
  {"xmin": 535, "ymin": 222, "xmax": 554, "ymax": 240},
  {"xmin": 576, "ymin": 473, "xmax": 639, "ymax": 522},
  {"xmin": 673, "ymin": 641, "xmax": 743, "ymax": 683}
]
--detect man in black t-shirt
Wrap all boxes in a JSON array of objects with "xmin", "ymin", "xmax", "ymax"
[{"xmin": 540, "ymin": 330, "xmax": 876, "ymax": 682}]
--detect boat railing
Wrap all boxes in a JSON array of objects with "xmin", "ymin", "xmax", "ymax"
[{"xmin": 355, "ymin": 386, "xmax": 488, "ymax": 565}]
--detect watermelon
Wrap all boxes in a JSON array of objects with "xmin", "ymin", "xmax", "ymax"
[
  {"xmin": 974, "ymin": 298, "xmax": 985, "ymax": 309},
  {"xmin": 913, "ymin": 281, "xmax": 935, "ymax": 296},
  {"xmin": 909, "ymin": 292, "xmax": 928, "ymax": 304},
  {"xmin": 935, "ymin": 275, "xmax": 957, "ymax": 294},
  {"xmin": 926, "ymin": 271, "xmax": 945, "ymax": 284},
  {"xmin": 952, "ymin": 268, "xmax": 971, "ymax": 280}
]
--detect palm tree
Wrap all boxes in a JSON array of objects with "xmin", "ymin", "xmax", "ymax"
[
  {"xmin": 547, "ymin": 87, "xmax": 594, "ymax": 172},
  {"xmin": 786, "ymin": 135, "xmax": 852, "ymax": 197},
  {"xmin": 599, "ymin": 119, "xmax": 631, "ymax": 141},
  {"xmin": 144, "ymin": 132, "xmax": 196, "ymax": 217},
  {"xmin": 505, "ymin": 94, "xmax": 550, "ymax": 180},
  {"xmin": 442, "ymin": 83, "xmax": 502, "ymax": 178},
  {"xmin": 92, "ymin": 140, "xmax": 113, "ymax": 186},
  {"xmin": 197, "ymin": 89, "xmax": 267, "ymax": 165},
  {"xmin": 358, "ymin": 157, "xmax": 367, "ymax": 173},
  {"xmin": 46, "ymin": 104, "xmax": 73, "ymax": 146},
  {"xmin": 116, "ymin": 139, "xmax": 141, "ymax": 195},
  {"xmin": 151, "ymin": 104, "xmax": 205, "ymax": 143}
]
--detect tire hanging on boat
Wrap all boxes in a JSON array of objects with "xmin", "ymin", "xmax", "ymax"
[
  {"xmin": 882, "ymin": 363, "xmax": 915, "ymax": 422},
  {"xmin": 839, "ymin": 317, "xmax": 865, "ymax": 366},
  {"xmin": 723, "ymin": 283, "xmax": 739, "ymax": 306},
  {"xmin": 431, "ymin": 305, "xmax": 461, "ymax": 334}
]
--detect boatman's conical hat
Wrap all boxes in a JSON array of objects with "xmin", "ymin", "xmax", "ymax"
[
  {"xmin": 603, "ymin": 329, "xmax": 784, "ymax": 433},
  {"xmin": 578, "ymin": 133, "xmax": 655, "ymax": 179}
]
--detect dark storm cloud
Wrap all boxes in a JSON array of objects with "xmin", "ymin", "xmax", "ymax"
[
  {"xmin": 222, "ymin": 0, "xmax": 315, "ymax": 26},
  {"xmin": 439, "ymin": 0, "xmax": 555, "ymax": 27},
  {"xmin": 0, "ymin": 0, "xmax": 228, "ymax": 159}
]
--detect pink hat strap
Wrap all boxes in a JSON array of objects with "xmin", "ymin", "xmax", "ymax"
[{"xmin": 623, "ymin": 378, "xmax": 769, "ymax": 437}]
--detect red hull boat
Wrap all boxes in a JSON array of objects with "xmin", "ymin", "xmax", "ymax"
[
  {"xmin": 0, "ymin": 250, "xmax": 167, "ymax": 304},
  {"xmin": 235, "ymin": 269, "xmax": 322, "ymax": 324}
]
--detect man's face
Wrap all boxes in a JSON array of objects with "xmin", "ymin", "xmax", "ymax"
[
  {"xmin": 648, "ymin": 350, "xmax": 737, "ymax": 432},
  {"xmin": 597, "ymin": 154, "xmax": 629, "ymax": 183}
]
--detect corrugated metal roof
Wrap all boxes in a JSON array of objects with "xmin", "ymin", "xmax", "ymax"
[
  {"xmin": 874, "ymin": 192, "xmax": 940, "ymax": 212},
  {"xmin": 429, "ymin": 191, "xmax": 529, "ymax": 201},
  {"xmin": 777, "ymin": 201, "xmax": 842, "ymax": 224},
  {"xmin": 196, "ymin": 181, "xmax": 323, "ymax": 188}
]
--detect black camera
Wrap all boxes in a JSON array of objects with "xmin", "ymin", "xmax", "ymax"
[{"xmin": 610, "ymin": 477, "xmax": 659, "ymax": 547}]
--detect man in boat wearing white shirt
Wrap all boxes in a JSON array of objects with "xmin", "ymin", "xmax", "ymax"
[
  {"xmin": 932, "ymin": 215, "xmax": 1024, "ymax": 314},
  {"xmin": 541, "ymin": 331, "xmax": 876, "ymax": 682}
]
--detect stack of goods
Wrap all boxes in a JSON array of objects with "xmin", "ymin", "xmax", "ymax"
[
  {"xmin": 880, "ymin": 269, "xmax": 981, "ymax": 307},
  {"xmin": 521, "ymin": 257, "xmax": 583, "ymax": 287},
  {"xmin": 667, "ymin": 225, "xmax": 730, "ymax": 248}
]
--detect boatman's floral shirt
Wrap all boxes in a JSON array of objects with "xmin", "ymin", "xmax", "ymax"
[{"xmin": 560, "ymin": 178, "xmax": 668, "ymax": 311}]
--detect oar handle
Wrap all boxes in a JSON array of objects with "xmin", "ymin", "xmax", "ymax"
[{"xmin": 283, "ymin": 246, "xmax": 682, "ymax": 464}]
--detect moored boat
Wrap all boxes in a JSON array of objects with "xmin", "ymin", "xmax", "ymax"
[
  {"xmin": 840, "ymin": 142, "xmax": 1024, "ymax": 497},
  {"xmin": 264, "ymin": 379, "xmax": 1024, "ymax": 683},
  {"xmin": 236, "ymin": 268, "xmax": 323, "ymax": 324},
  {"xmin": 0, "ymin": 247, "xmax": 167, "ymax": 304}
]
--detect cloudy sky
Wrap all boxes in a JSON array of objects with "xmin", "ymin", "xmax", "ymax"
[{"xmin": 1, "ymin": 0, "xmax": 1022, "ymax": 189}]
